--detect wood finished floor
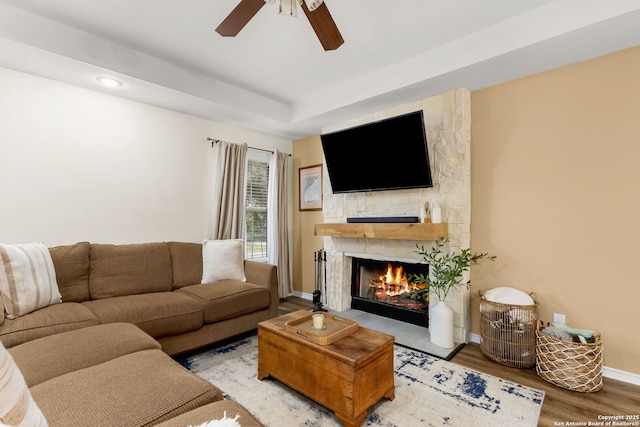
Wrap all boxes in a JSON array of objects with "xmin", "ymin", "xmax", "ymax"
[{"xmin": 279, "ymin": 296, "xmax": 640, "ymax": 426}]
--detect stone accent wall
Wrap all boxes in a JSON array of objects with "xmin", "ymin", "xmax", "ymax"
[{"xmin": 321, "ymin": 88, "xmax": 472, "ymax": 343}]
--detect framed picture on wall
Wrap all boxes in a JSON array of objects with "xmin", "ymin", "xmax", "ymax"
[{"xmin": 299, "ymin": 164, "xmax": 322, "ymax": 211}]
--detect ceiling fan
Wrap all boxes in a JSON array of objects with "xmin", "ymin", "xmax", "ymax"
[{"xmin": 216, "ymin": 0, "xmax": 344, "ymax": 51}]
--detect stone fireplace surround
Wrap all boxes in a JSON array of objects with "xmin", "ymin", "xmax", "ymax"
[{"xmin": 319, "ymin": 88, "xmax": 472, "ymax": 344}]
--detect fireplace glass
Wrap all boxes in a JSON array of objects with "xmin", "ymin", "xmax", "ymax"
[{"xmin": 351, "ymin": 257, "xmax": 429, "ymax": 327}]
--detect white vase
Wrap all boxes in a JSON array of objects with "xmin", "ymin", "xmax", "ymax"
[{"xmin": 430, "ymin": 300, "xmax": 455, "ymax": 348}]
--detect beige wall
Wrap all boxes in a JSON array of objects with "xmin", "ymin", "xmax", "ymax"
[
  {"xmin": 471, "ymin": 46, "xmax": 640, "ymax": 374},
  {"xmin": 292, "ymin": 135, "xmax": 325, "ymax": 295}
]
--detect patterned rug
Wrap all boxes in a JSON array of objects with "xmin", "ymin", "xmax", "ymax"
[{"xmin": 179, "ymin": 336, "xmax": 544, "ymax": 427}]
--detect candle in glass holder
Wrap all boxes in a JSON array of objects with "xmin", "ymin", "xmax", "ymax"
[{"xmin": 312, "ymin": 314, "xmax": 324, "ymax": 330}]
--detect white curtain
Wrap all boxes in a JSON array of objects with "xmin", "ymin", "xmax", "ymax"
[
  {"xmin": 267, "ymin": 150, "xmax": 292, "ymax": 297},
  {"xmin": 209, "ymin": 140, "xmax": 247, "ymax": 240}
]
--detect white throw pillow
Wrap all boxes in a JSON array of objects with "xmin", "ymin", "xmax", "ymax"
[
  {"xmin": 201, "ymin": 239, "xmax": 246, "ymax": 283},
  {"xmin": 188, "ymin": 412, "xmax": 241, "ymax": 427},
  {"xmin": 0, "ymin": 242, "xmax": 62, "ymax": 319},
  {"xmin": 0, "ymin": 342, "xmax": 49, "ymax": 426},
  {"xmin": 484, "ymin": 287, "xmax": 535, "ymax": 306}
]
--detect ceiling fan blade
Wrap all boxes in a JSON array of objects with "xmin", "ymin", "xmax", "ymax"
[
  {"xmin": 216, "ymin": 0, "xmax": 266, "ymax": 37},
  {"xmin": 301, "ymin": 1, "xmax": 344, "ymax": 51}
]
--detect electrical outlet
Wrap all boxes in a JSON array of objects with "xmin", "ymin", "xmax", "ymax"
[{"xmin": 553, "ymin": 313, "xmax": 566, "ymax": 324}]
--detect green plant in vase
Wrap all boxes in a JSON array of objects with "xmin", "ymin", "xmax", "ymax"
[
  {"xmin": 409, "ymin": 237, "xmax": 495, "ymax": 348},
  {"xmin": 409, "ymin": 238, "xmax": 495, "ymax": 302}
]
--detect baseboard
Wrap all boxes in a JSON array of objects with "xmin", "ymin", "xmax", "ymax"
[
  {"xmin": 291, "ymin": 290, "xmax": 313, "ymax": 300},
  {"xmin": 602, "ymin": 366, "xmax": 640, "ymax": 386},
  {"xmin": 468, "ymin": 334, "xmax": 640, "ymax": 386},
  {"xmin": 469, "ymin": 332, "xmax": 481, "ymax": 344}
]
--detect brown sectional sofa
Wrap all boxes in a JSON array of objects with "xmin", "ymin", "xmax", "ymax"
[
  {"xmin": 1, "ymin": 240, "xmax": 278, "ymax": 426},
  {"xmin": 8, "ymin": 323, "xmax": 264, "ymax": 427},
  {"xmin": 0, "ymin": 241, "xmax": 279, "ymax": 355}
]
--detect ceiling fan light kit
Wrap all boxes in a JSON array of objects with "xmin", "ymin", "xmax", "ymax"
[
  {"xmin": 278, "ymin": 0, "xmax": 297, "ymax": 17},
  {"xmin": 216, "ymin": 0, "xmax": 343, "ymax": 51},
  {"xmin": 303, "ymin": 0, "xmax": 324, "ymax": 12},
  {"xmin": 266, "ymin": 0, "xmax": 323, "ymax": 14}
]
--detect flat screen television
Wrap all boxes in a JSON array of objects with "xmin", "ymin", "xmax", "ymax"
[{"xmin": 320, "ymin": 111, "xmax": 433, "ymax": 193}]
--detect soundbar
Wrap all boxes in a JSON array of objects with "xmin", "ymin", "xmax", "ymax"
[{"xmin": 346, "ymin": 216, "xmax": 419, "ymax": 223}]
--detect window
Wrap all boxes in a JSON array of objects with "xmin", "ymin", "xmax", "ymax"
[{"xmin": 245, "ymin": 150, "xmax": 270, "ymax": 261}]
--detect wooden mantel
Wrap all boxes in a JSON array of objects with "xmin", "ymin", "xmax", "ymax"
[{"xmin": 314, "ymin": 222, "xmax": 448, "ymax": 241}]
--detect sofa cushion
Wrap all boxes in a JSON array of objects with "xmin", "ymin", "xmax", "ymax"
[
  {"xmin": 0, "ymin": 341, "xmax": 48, "ymax": 427},
  {"xmin": 177, "ymin": 281, "xmax": 270, "ymax": 324},
  {"xmin": 89, "ymin": 242, "xmax": 173, "ymax": 299},
  {"xmin": 168, "ymin": 242, "xmax": 203, "ymax": 289},
  {"xmin": 31, "ymin": 349, "xmax": 222, "ymax": 427},
  {"xmin": 0, "ymin": 302, "xmax": 99, "ymax": 348},
  {"xmin": 154, "ymin": 401, "xmax": 264, "ymax": 427},
  {"xmin": 0, "ymin": 242, "xmax": 62, "ymax": 318},
  {"xmin": 9, "ymin": 323, "xmax": 161, "ymax": 387},
  {"xmin": 202, "ymin": 239, "xmax": 246, "ymax": 284},
  {"xmin": 82, "ymin": 292, "xmax": 203, "ymax": 338},
  {"xmin": 49, "ymin": 242, "xmax": 90, "ymax": 302}
]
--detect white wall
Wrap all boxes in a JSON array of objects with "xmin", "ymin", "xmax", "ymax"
[{"xmin": 0, "ymin": 67, "xmax": 292, "ymax": 246}]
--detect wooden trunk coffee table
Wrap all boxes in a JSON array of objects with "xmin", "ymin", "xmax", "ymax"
[{"xmin": 258, "ymin": 310, "xmax": 395, "ymax": 427}]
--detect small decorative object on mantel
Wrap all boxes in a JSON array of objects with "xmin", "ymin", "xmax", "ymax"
[
  {"xmin": 408, "ymin": 238, "xmax": 495, "ymax": 348},
  {"xmin": 419, "ymin": 201, "xmax": 430, "ymax": 223},
  {"xmin": 430, "ymin": 200, "xmax": 442, "ymax": 224},
  {"xmin": 536, "ymin": 321, "xmax": 603, "ymax": 392}
]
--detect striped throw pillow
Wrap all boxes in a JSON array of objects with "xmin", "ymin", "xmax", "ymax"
[
  {"xmin": 0, "ymin": 341, "xmax": 48, "ymax": 426},
  {"xmin": 0, "ymin": 242, "xmax": 62, "ymax": 319}
]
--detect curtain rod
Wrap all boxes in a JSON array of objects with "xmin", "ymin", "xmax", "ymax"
[{"xmin": 207, "ymin": 137, "xmax": 291, "ymax": 156}]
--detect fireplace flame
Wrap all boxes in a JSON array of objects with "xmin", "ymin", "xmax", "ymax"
[
  {"xmin": 383, "ymin": 263, "xmax": 407, "ymax": 289},
  {"xmin": 365, "ymin": 261, "xmax": 428, "ymax": 310},
  {"xmin": 371, "ymin": 263, "xmax": 415, "ymax": 297}
]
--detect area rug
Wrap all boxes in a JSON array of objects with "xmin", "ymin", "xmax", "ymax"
[{"xmin": 179, "ymin": 336, "xmax": 544, "ymax": 427}]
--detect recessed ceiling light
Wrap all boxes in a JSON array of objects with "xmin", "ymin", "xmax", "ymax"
[{"xmin": 96, "ymin": 76, "xmax": 123, "ymax": 88}]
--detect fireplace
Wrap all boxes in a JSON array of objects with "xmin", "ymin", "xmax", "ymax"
[
  {"xmin": 321, "ymin": 89, "xmax": 472, "ymax": 344},
  {"xmin": 351, "ymin": 257, "xmax": 429, "ymax": 328}
]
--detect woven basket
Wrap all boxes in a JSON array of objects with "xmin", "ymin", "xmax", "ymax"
[
  {"xmin": 535, "ymin": 323, "xmax": 603, "ymax": 392},
  {"xmin": 479, "ymin": 291, "xmax": 537, "ymax": 368}
]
